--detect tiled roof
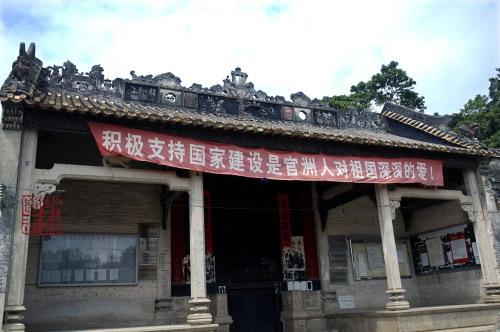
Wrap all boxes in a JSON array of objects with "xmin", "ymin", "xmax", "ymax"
[
  {"xmin": 0, "ymin": 89, "xmax": 491, "ymax": 156},
  {"xmin": 381, "ymin": 102, "xmax": 485, "ymax": 152}
]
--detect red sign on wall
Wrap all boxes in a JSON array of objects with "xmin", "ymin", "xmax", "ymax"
[
  {"xmin": 88, "ymin": 121, "xmax": 444, "ymax": 186},
  {"xmin": 22, "ymin": 194, "xmax": 63, "ymax": 236}
]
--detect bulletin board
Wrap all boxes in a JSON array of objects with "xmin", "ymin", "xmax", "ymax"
[
  {"xmin": 351, "ymin": 241, "xmax": 412, "ymax": 280},
  {"xmin": 410, "ymin": 223, "xmax": 480, "ymax": 275}
]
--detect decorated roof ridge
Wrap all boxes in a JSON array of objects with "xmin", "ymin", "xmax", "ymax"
[
  {"xmin": 0, "ymin": 42, "xmax": 491, "ymax": 157},
  {"xmin": 381, "ymin": 102, "xmax": 487, "ymax": 152},
  {"xmin": 0, "ymin": 42, "xmax": 388, "ymax": 132},
  {"xmin": 0, "ymin": 43, "xmax": 329, "ymax": 109}
]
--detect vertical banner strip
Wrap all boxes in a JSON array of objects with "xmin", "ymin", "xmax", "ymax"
[
  {"xmin": 301, "ymin": 190, "xmax": 320, "ymax": 280},
  {"xmin": 204, "ymin": 190, "xmax": 213, "ymax": 255},
  {"xmin": 170, "ymin": 197, "xmax": 185, "ymax": 284},
  {"xmin": 278, "ymin": 193, "xmax": 292, "ymax": 249}
]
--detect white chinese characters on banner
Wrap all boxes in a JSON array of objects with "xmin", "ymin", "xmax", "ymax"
[{"xmin": 89, "ymin": 122, "xmax": 444, "ymax": 185}]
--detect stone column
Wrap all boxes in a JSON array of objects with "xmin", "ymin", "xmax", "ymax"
[
  {"xmin": 311, "ymin": 183, "xmax": 338, "ymax": 313},
  {"xmin": 463, "ymin": 169, "xmax": 500, "ymax": 303},
  {"xmin": 374, "ymin": 184, "xmax": 410, "ymax": 310},
  {"xmin": 187, "ymin": 172, "xmax": 212, "ymax": 325},
  {"xmin": 3, "ymin": 126, "xmax": 38, "ymax": 331},
  {"xmin": 311, "ymin": 183, "xmax": 330, "ymax": 292}
]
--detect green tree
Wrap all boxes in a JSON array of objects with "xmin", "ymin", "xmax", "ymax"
[
  {"xmin": 321, "ymin": 94, "xmax": 369, "ymax": 111},
  {"xmin": 451, "ymin": 69, "xmax": 500, "ymax": 148},
  {"xmin": 324, "ymin": 61, "xmax": 426, "ymax": 112}
]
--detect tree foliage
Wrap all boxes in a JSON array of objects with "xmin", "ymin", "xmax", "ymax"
[
  {"xmin": 450, "ymin": 68, "xmax": 500, "ymax": 148},
  {"xmin": 324, "ymin": 61, "xmax": 426, "ymax": 112}
]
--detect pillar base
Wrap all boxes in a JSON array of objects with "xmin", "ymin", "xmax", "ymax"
[
  {"xmin": 187, "ymin": 298, "xmax": 213, "ymax": 325},
  {"xmin": 3, "ymin": 305, "xmax": 26, "ymax": 331},
  {"xmin": 482, "ymin": 284, "xmax": 500, "ymax": 303},
  {"xmin": 385, "ymin": 289, "xmax": 410, "ymax": 310}
]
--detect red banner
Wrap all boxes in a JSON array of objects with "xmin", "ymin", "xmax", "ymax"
[{"xmin": 87, "ymin": 121, "xmax": 443, "ymax": 186}]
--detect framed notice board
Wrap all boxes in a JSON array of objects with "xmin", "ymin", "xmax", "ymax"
[
  {"xmin": 351, "ymin": 240, "xmax": 412, "ymax": 280},
  {"xmin": 410, "ymin": 223, "xmax": 479, "ymax": 275}
]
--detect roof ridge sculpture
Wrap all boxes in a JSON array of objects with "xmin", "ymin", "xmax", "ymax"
[{"xmin": 0, "ymin": 42, "xmax": 489, "ymax": 156}]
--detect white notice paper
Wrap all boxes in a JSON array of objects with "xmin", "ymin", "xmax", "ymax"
[
  {"xmin": 109, "ymin": 269, "xmax": 119, "ymax": 281},
  {"xmin": 97, "ymin": 269, "xmax": 107, "ymax": 281},
  {"xmin": 472, "ymin": 242, "xmax": 480, "ymax": 264},
  {"xmin": 450, "ymin": 238, "xmax": 467, "ymax": 261},
  {"xmin": 51, "ymin": 270, "xmax": 61, "ymax": 282},
  {"xmin": 61, "ymin": 270, "xmax": 72, "ymax": 282},
  {"xmin": 420, "ymin": 253, "xmax": 430, "ymax": 266},
  {"xmin": 86, "ymin": 269, "xmax": 96, "ymax": 281},
  {"xmin": 425, "ymin": 238, "xmax": 445, "ymax": 267},
  {"xmin": 366, "ymin": 245, "xmax": 384, "ymax": 269},
  {"xmin": 357, "ymin": 253, "xmax": 368, "ymax": 277},
  {"xmin": 338, "ymin": 295, "xmax": 356, "ymax": 309},
  {"xmin": 74, "ymin": 269, "xmax": 84, "ymax": 282},
  {"xmin": 397, "ymin": 250, "xmax": 405, "ymax": 264}
]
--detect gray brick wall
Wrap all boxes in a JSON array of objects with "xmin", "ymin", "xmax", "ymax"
[{"xmin": 23, "ymin": 180, "xmax": 187, "ymax": 331}]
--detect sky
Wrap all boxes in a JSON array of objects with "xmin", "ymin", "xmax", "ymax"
[{"xmin": 0, "ymin": 0, "xmax": 498, "ymax": 115}]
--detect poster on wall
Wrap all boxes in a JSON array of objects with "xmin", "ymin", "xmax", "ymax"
[
  {"xmin": 411, "ymin": 223, "xmax": 479, "ymax": 275},
  {"xmin": 449, "ymin": 232, "xmax": 469, "ymax": 264},
  {"xmin": 351, "ymin": 241, "xmax": 412, "ymax": 280},
  {"xmin": 283, "ymin": 236, "xmax": 306, "ymax": 272},
  {"xmin": 357, "ymin": 253, "xmax": 368, "ymax": 277},
  {"xmin": 425, "ymin": 238, "xmax": 445, "ymax": 267},
  {"xmin": 182, "ymin": 254, "xmax": 216, "ymax": 284},
  {"xmin": 472, "ymin": 242, "xmax": 480, "ymax": 263},
  {"xmin": 366, "ymin": 245, "xmax": 384, "ymax": 269}
]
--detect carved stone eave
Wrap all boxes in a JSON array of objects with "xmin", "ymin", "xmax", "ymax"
[
  {"xmin": 388, "ymin": 187, "xmax": 473, "ymax": 205},
  {"xmin": 389, "ymin": 200, "xmax": 401, "ymax": 220},
  {"xmin": 460, "ymin": 203, "xmax": 475, "ymax": 222},
  {"xmin": 388, "ymin": 186, "xmax": 476, "ymax": 222}
]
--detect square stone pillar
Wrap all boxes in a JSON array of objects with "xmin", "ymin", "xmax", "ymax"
[
  {"xmin": 3, "ymin": 127, "xmax": 38, "ymax": 331},
  {"xmin": 186, "ymin": 172, "xmax": 213, "ymax": 325},
  {"xmin": 311, "ymin": 183, "xmax": 331, "ymax": 292},
  {"xmin": 374, "ymin": 184, "xmax": 410, "ymax": 310},
  {"xmin": 463, "ymin": 169, "xmax": 500, "ymax": 303}
]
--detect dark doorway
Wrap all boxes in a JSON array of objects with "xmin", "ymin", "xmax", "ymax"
[{"xmin": 207, "ymin": 175, "xmax": 283, "ymax": 332}]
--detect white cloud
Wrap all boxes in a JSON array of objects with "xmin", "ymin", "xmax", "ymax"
[{"xmin": 0, "ymin": 0, "xmax": 497, "ymax": 114}]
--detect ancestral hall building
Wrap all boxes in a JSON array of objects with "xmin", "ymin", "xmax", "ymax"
[{"xmin": 1, "ymin": 42, "xmax": 500, "ymax": 332}]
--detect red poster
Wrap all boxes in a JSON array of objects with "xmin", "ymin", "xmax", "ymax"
[
  {"xmin": 449, "ymin": 232, "xmax": 469, "ymax": 264},
  {"xmin": 88, "ymin": 121, "xmax": 444, "ymax": 186}
]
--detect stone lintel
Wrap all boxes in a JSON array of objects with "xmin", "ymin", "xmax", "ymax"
[
  {"xmin": 33, "ymin": 163, "xmax": 190, "ymax": 191},
  {"xmin": 388, "ymin": 187, "xmax": 472, "ymax": 205}
]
